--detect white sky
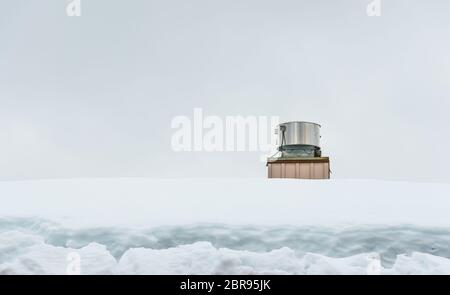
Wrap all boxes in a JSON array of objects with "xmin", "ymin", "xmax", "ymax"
[{"xmin": 0, "ymin": 0, "xmax": 449, "ymax": 181}]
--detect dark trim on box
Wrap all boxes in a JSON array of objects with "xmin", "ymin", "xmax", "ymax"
[{"xmin": 266, "ymin": 157, "xmax": 330, "ymax": 166}]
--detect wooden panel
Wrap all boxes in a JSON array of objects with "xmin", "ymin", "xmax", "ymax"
[
  {"xmin": 268, "ymin": 160, "xmax": 330, "ymax": 179},
  {"xmin": 270, "ymin": 163, "xmax": 282, "ymax": 178},
  {"xmin": 313, "ymin": 163, "xmax": 320, "ymax": 179},
  {"xmin": 285, "ymin": 163, "xmax": 296, "ymax": 178},
  {"xmin": 299, "ymin": 163, "xmax": 311, "ymax": 179}
]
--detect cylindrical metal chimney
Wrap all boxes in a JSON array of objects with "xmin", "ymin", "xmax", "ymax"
[{"xmin": 277, "ymin": 121, "xmax": 322, "ymax": 158}]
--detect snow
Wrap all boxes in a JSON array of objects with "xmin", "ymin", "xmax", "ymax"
[
  {"xmin": 0, "ymin": 178, "xmax": 449, "ymax": 274},
  {"xmin": 1, "ymin": 238, "xmax": 449, "ymax": 275},
  {"xmin": 0, "ymin": 178, "xmax": 449, "ymax": 227}
]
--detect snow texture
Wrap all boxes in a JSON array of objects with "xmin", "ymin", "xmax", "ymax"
[{"xmin": 0, "ymin": 178, "xmax": 449, "ymax": 274}]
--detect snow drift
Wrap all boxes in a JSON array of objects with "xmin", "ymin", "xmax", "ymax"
[
  {"xmin": 1, "ymin": 231, "xmax": 450, "ymax": 275},
  {"xmin": 0, "ymin": 178, "xmax": 449, "ymax": 274}
]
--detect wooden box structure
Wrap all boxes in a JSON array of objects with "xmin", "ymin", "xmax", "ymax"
[{"xmin": 267, "ymin": 157, "xmax": 330, "ymax": 179}]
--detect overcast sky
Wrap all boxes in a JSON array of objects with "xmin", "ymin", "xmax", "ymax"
[{"xmin": 0, "ymin": 0, "xmax": 449, "ymax": 181}]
